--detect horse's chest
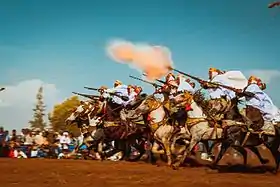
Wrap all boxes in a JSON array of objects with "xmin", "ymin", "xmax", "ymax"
[{"xmin": 150, "ymin": 109, "xmax": 165, "ymax": 123}]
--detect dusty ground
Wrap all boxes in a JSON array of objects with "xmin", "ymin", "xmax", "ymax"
[{"xmin": 0, "ymin": 147, "xmax": 279, "ymax": 187}]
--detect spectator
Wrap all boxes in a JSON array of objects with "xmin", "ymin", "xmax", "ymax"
[
  {"xmin": 24, "ymin": 130, "xmax": 34, "ymax": 146},
  {"xmin": 10, "ymin": 129, "xmax": 17, "ymax": 142},
  {"xmin": 4, "ymin": 130, "xmax": 10, "ymax": 142},
  {"xmin": 0, "ymin": 127, "xmax": 4, "ymax": 144},
  {"xmin": 0, "ymin": 127, "xmax": 4, "ymax": 157},
  {"xmin": 34, "ymin": 131, "xmax": 44, "ymax": 146},
  {"xmin": 59, "ymin": 132, "xmax": 71, "ymax": 151}
]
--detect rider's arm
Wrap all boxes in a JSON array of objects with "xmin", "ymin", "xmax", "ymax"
[{"xmin": 242, "ymin": 91, "xmax": 255, "ymax": 98}]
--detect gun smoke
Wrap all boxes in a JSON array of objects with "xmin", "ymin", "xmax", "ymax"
[{"xmin": 106, "ymin": 39, "xmax": 174, "ymax": 80}]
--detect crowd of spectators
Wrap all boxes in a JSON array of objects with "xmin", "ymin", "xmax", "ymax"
[{"xmin": 0, "ymin": 126, "xmax": 81, "ymax": 159}]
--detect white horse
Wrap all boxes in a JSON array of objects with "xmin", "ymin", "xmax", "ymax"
[
  {"xmin": 171, "ymin": 92, "xmax": 224, "ymax": 168},
  {"xmin": 121, "ymin": 94, "xmax": 191, "ymax": 167}
]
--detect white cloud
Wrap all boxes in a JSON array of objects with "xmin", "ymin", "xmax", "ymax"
[
  {"xmin": 0, "ymin": 79, "xmax": 61, "ymax": 131},
  {"xmin": 244, "ymin": 69, "xmax": 280, "ymax": 83}
]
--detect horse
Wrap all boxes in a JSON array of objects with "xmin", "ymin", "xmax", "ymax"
[
  {"xmin": 65, "ymin": 99, "xmax": 106, "ymax": 159},
  {"xmin": 211, "ymin": 105, "xmax": 280, "ymax": 174},
  {"xmin": 95, "ymin": 96, "xmax": 152, "ymax": 162},
  {"xmin": 121, "ymin": 92, "xmax": 191, "ymax": 168},
  {"xmin": 170, "ymin": 91, "xmax": 224, "ymax": 168},
  {"xmin": 66, "ymin": 98, "xmax": 148, "ymax": 162}
]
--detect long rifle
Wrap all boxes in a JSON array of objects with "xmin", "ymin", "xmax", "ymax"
[
  {"xmin": 170, "ymin": 68, "xmax": 241, "ymax": 92},
  {"xmin": 84, "ymin": 86, "xmax": 129, "ymax": 101},
  {"xmin": 129, "ymin": 75, "xmax": 161, "ymax": 88},
  {"xmin": 84, "ymin": 86, "xmax": 99, "ymax": 91},
  {"xmin": 72, "ymin": 92, "xmax": 99, "ymax": 100},
  {"xmin": 141, "ymin": 73, "xmax": 179, "ymax": 89},
  {"xmin": 142, "ymin": 73, "xmax": 166, "ymax": 85}
]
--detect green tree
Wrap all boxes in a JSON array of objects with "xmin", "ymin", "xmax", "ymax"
[
  {"xmin": 29, "ymin": 86, "xmax": 46, "ymax": 130},
  {"xmin": 49, "ymin": 96, "xmax": 81, "ymax": 136}
]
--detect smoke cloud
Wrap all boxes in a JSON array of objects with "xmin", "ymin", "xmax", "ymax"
[{"xmin": 106, "ymin": 39, "xmax": 174, "ymax": 80}]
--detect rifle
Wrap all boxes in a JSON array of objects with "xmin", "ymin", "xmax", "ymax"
[
  {"xmin": 170, "ymin": 68, "xmax": 241, "ymax": 92},
  {"xmin": 142, "ymin": 73, "xmax": 166, "ymax": 85},
  {"xmin": 0, "ymin": 88, "xmax": 5, "ymax": 92},
  {"xmin": 72, "ymin": 92, "xmax": 99, "ymax": 100},
  {"xmin": 129, "ymin": 75, "xmax": 161, "ymax": 88},
  {"xmin": 84, "ymin": 86, "xmax": 129, "ymax": 101},
  {"xmin": 84, "ymin": 86, "xmax": 99, "ymax": 91}
]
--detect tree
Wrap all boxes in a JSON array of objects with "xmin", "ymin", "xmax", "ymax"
[
  {"xmin": 49, "ymin": 96, "xmax": 81, "ymax": 136},
  {"xmin": 29, "ymin": 86, "xmax": 46, "ymax": 130}
]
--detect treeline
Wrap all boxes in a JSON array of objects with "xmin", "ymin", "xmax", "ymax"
[{"xmin": 29, "ymin": 86, "xmax": 81, "ymax": 136}]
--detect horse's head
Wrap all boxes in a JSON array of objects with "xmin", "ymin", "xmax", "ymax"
[
  {"xmin": 135, "ymin": 95, "xmax": 161, "ymax": 115},
  {"xmin": 173, "ymin": 91, "xmax": 193, "ymax": 105},
  {"xmin": 65, "ymin": 100, "xmax": 98, "ymax": 126}
]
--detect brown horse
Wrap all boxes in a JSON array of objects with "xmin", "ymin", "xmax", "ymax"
[
  {"xmin": 66, "ymin": 98, "xmax": 149, "ymax": 162},
  {"xmin": 211, "ymin": 105, "xmax": 280, "ymax": 173}
]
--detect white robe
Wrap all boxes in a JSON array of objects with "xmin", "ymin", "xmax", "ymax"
[
  {"xmin": 245, "ymin": 84, "xmax": 280, "ymax": 122},
  {"xmin": 209, "ymin": 71, "xmax": 248, "ymax": 100},
  {"xmin": 177, "ymin": 76, "xmax": 195, "ymax": 94},
  {"xmin": 104, "ymin": 85, "xmax": 129, "ymax": 105}
]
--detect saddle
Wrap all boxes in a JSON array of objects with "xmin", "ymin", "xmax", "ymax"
[{"xmin": 125, "ymin": 94, "xmax": 146, "ymax": 110}]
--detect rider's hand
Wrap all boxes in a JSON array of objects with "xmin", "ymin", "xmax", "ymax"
[
  {"xmin": 235, "ymin": 89, "xmax": 243, "ymax": 94},
  {"xmin": 199, "ymin": 80, "xmax": 207, "ymax": 87}
]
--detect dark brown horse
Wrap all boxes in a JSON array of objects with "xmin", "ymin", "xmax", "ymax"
[
  {"xmin": 95, "ymin": 98, "xmax": 152, "ymax": 162},
  {"xmin": 211, "ymin": 106, "xmax": 280, "ymax": 174},
  {"xmin": 66, "ymin": 98, "xmax": 150, "ymax": 162}
]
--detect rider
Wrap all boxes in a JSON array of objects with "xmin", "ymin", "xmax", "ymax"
[
  {"xmin": 98, "ymin": 86, "xmax": 108, "ymax": 101},
  {"xmin": 165, "ymin": 72, "xmax": 178, "ymax": 98},
  {"xmin": 123, "ymin": 85, "xmax": 138, "ymax": 107},
  {"xmin": 199, "ymin": 68, "xmax": 233, "ymax": 121},
  {"xmin": 89, "ymin": 81, "xmax": 133, "ymax": 150},
  {"xmin": 176, "ymin": 74, "xmax": 196, "ymax": 94},
  {"xmin": 105, "ymin": 80, "xmax": 130, "ymax": 106},
  {"xmin": 237, "ymin": 76, "xmax": 280, "ymax": 134}
]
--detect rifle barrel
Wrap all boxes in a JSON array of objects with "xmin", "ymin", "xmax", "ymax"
[
  {"xmin": 72, "ymin": 92, "xmax": 99, "ymax": 99},
  {"xmin": 142, "ymin": 73, "xmax": 165, "ymax": 84},
  {"xmin": 129, "ymin": 75, "xmax": 160, "ymax": 88},
  {"xmin": 171, "ymin": 68, "xmax": 240, "ymax": 92},
  {"xmin": 84, "ymin": 86, "xmax": 98, "ymax": 91}
]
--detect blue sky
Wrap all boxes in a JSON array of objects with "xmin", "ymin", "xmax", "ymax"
[{"xmin": 0, "ymin": 0, "xmax": 280, "ymax": 129}]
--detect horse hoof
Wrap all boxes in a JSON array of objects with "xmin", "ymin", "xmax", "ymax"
[
  {"xmin": 171, "ymin": 164, "xmax": 179, "ymax": 170},
  {"xmin": 208, "ymin": 164, "xmax": 217, "ymax": 170},
  {"xmin": 205, "ymin": 168, "xmax": 217, "ymax": 173},
  {"xmin": 270, "ymin": 169, "xmax": 278, "ymax": 175}
]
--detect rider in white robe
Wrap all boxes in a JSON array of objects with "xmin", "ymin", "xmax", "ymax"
[
  {"xmin": 200, "ymin": 68, "xmax": 226, "ymax": 101},
  {"xmin": 245, "ymin": 84, "xmax": 280, "ymax": 123},
  {"xmin": 177, "ymin": 75, "xmax": 196, "ymax": 94},
  {"xmin": 165, "ymin": 73, "xmax": 178, "ymax": 99},
  {"xmin": 239, "ymin": 76, "xmax": 280, "ymax": 134},
  {"xmin": 123, "ymin": 85, "xmax": 138, "ymax": 107},
  {"xmin": 103, "ymin": 80, "xmax": 130, "ymax": 106}
]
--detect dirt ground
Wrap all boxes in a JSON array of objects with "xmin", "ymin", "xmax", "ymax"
[{"xmin": 0, "ymin": 147, "xmax": 279, "ymax": 187}]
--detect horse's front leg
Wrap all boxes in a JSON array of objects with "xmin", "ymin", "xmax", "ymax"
[
  {"xmin": 172, "ymin": 137, "xmax": 197, "ymax": 169},
  {"xmin": 124, "ymin": 139, "xmax": 132, "ymax": 161},
  {"xmin": 162, "ymin": 137, "xmax": 172, "ymax": 166},
  {"xmin": 248, "ymin": 146, "xmax": 269, "ymax": 164},
  {"xmin": 97, "ymin": 141, "xmax": 104, "ymax": 160},
  {"xmin": 210, "ymin": 142, "xmax": 230, "ymax": 169}
]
